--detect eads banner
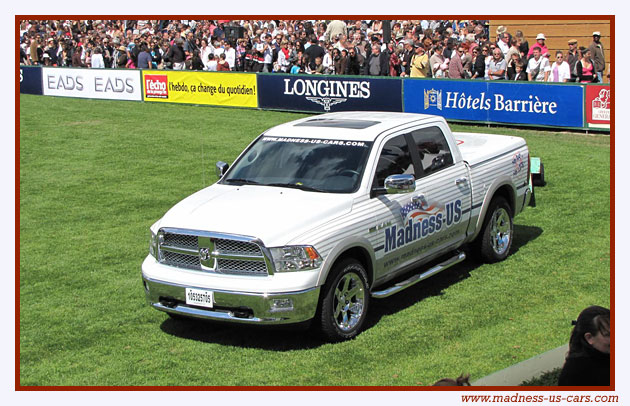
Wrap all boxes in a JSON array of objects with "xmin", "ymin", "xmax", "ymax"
[
  {"xmin": 585, "ymin": 84, "xmax": 610, "ymax": 129},
  {"xmin": 142, "ymin": 70, "xmax": 258, "ymax": 108}
]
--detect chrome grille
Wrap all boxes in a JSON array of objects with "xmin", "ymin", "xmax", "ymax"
[
  {"xmin": 163, "ymin": 233, "xmax": 198, "ymax": 250},
  {"xmin": 217, "ymin": 259, "xmax": 268, "ymax": 275},
  {"xmin": 215, "ymin": 239, "xmax": 262, "ymax": 256},
  {"xmin": 162, "ymin": 251, "xmax": 201, "ymax": 270},
  {"xmin": 157, "ymin": 229, "xmax": 270, "ymax": 276}
]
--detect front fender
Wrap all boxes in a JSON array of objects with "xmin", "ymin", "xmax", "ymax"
[{"xmin": 316, "ymin": 236, "xmax": 376, "ymax": 287}]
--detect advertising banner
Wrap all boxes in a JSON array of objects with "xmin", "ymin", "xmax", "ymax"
[
  {"xmin": 404, "ymin": 79, "xmax": 584, "ymax": 128},
  {"xmin": 585, "ymin": 85, "xmax": 610, "ymax": 129},
  {"xmin": 257, "ymin": 74, "xmax": 403, "ymax": 113},
  {"xmin": 20, "ymin": 66, "xmax": 43, "ymax": 95},
  {"xmin": 142, "ymin": 71, "xmax": 258, "ymax": 108},
  {"xmin": 42, "ymin": 67, "xmax": 142, "ymax": 101}
]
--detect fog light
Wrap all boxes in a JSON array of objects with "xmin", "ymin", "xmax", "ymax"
[{"xmin": 270, "ymin": 298, "xmax": 294, "ymax": 312}]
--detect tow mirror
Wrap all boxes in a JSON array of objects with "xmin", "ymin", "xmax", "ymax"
[{"xmin": 216, "ymin": 161, "xmax": 229, "ymax": 178}]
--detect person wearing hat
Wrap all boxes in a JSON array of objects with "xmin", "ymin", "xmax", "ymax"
[
  {"xmin": 410, "ymin": 43, "xmax": 429, "ymax": 77},
  {"xmin": 527, "ymin": 33, "xmax": 549, "ymax": 58},
  {"xmin": 567, "ymin": 39, "xmax": 579, "ymax": 82},
  {"xmin": 588, "ymin": 31, "xmax": 605, "ymax": 83}
]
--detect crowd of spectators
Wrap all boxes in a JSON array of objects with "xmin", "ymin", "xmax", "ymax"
[{"xmin": 19, "ymin": 19, "xmax": 604, "ymax": 83}]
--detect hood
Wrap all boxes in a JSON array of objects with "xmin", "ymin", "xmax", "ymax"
[{"xmin": 157, "ymin": 184, "xmax": 353, "ymax": 247}]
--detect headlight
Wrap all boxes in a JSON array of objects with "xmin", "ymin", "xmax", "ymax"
[
  {"xmin": 149, "ymin": 229, "xmax": 158, "ymax": 259},
  {"xmin": 270, "ymin": 246, "xmax": 323, "ymax": 272}
]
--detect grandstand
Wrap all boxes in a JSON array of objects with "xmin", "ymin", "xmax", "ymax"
[{"xmin": 490, "ymin": 19, "xmax": 611, "ymax": 83}]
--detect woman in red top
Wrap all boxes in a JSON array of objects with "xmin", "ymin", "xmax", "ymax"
[{"xmin": 576, "ymin": 47, "xmax": 597, "ymax": 83}]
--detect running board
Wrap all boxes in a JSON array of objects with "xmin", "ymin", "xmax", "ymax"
[{"xmin": 371, "ymin": 251, "xmax": 467, "ymax": 299}]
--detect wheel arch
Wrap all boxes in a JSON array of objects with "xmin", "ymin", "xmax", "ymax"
[
  {"xmin": 317, "ymin": 239, "xmax": 375, "ymax": 288},
  {"xmin": 468, "ymin": 179, "xmax": 516, "ymax": 242}
]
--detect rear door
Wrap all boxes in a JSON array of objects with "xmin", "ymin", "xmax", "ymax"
[{"xmin": 370, "ymin": 122, "xmax": 471, "ymax": 283}]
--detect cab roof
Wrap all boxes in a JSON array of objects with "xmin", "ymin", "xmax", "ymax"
[{"xmin": 265, "ymin": 112, "xmax": 444, "ymax": 142}]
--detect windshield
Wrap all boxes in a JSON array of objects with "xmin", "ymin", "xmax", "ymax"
[{"xmin": 221, "ymin": 135, "xmax": 373, "ymax": 193}]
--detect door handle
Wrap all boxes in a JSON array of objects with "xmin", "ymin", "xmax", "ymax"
[{"xmin": 456, "ymin": 177, "xmax": 468, "ymax": 185}]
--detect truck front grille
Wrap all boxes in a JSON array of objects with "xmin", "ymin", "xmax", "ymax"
[{"xmin": 157, "ymin": 229, "xmax": 271, "ymax": 276}]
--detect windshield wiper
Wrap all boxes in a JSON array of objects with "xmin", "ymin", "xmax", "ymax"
[
  {"xmin": 265, "ymin": 183, "xmax": 325, "ymax": 192},
  {"xmin": 224, "ymin": 178, "xmax": 261, "ymax": 185}
]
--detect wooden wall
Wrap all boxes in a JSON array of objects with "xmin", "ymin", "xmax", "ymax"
[{"xmin": 489, "ymin": 19, "xmax": 611, "ymax": 82}]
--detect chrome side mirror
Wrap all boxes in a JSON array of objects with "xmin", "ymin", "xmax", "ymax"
[
  {"xmin": 216, "ymin": 161, "xmax": 229, "ymax": 178},
  {"xmin": 384, "ymin": 174, "xmax": 416, "ymax": 194}
]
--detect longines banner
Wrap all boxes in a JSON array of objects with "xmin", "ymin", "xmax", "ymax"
[
  {"xmin": 404, "ymin": 79, "xmax": 584, "ymax": 128},
  {"xmin": 142, "ymin": 71, "xmax": 258, "ymax": 108},
  {"xmin": 42, "ymin": 67, "xmax": 142, "ymax": 101},
  {"xmin": 257, "ymin": 74, "xmax": 403, "ymax": 113},
  {"xmin": 20, "ymin": 66, "xmax": 43, "ymax": 95}
]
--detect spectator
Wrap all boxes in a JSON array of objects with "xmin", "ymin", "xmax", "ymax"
[
  {"xmin": 433, "ymin": 374, "xmax": 471, "ymax": 386},
  {"xmin": 200, "ymin": 38, "xmax": 215, "ymax": 70},
  {"xmin": 576, "ymin": 47, "xmax": 598, "ymax": 83},
  {"xmin": 506, "ymin": 52, "xmax": 523, "ymax": 80},
  {"xmin": 588, "ymin": 31, "xmax": 605, "ymax": 83},
  {"xmin": 206, "ymin": 53, "xmax": 218, "ymax": 71},
  {"xmin": 337, "ymin": 49, "xmax": 349, "ymax": 76},
  {"xmin": 511, "ymin": 63, "xmax": 527, "ymax": 81},
  {"xmin": 515, "ymin": 30, "xmax": 529, "ymax": 58},
  {"xmin": 430, "ymin": 44, "xmax": 448, "ymax": 78},
  {"xmin": 527, "ymin": 33, "xmax": 549, "ymax": 59},
  {"xmin": 137, "ymin": 44, "xmax": 152, "ymax": 69},
  {"xmin": 400, "ymin": 39, "xmax": 414, "ymax": 77},
  {"xmin": 388, "ymin": 42, "xmax": 401, "ymax": 77},
  {"xmin": 410, "ymin": 44, "xmax": 429, "ymax": 78},
  {"xmin": 487, "ymin": 48, "xmax": 506, "ymax": 80},
  {"xmin": 91, "ymin": 46, "xmax": 105, "ymax": 68},
  {"xmin": 548, "ymin": 51, "xmax": 571, "ymax": 82},
  {"xmin": 30, "ymin": 35, "xmax": 41, "ymax": 65},
  {"xmin": 345, "ymin": 46, "xmax": 364, "ymax": 75},
  {"xmin": 470, "ymin": 46, "xmax": 485, "ymax": 79},
  {"xmin": 216, "ymin": 53, "xmax": 230, "ymax": 71},
  {"xmin": 312, "ymin": 56, "xmax": 325, "ymax": 74},
  {"xmin": 224, "ymin": 42, "xmax": 236, "ymax": 70},
  {"xmin": 115, "ymin": 45, "xmax": 127, "ymax": 68},
  {"xmin": 448, "ymin": 44, "xmax": 465, "ymax": 79},
  {"xmin": 304, "ymin": 35, "xmax": 325, "ymax": 71},
  {"xmin": 366, "ymin": 43, "xmax": 389, "ymax": 76},
  {"xmin": 558, "ymin": 306, "xmax": 610, "ymax": 386},
  {"xmin": 165, "ymin": 37, "xmax": 185, "ymax": 70},
  {"xmin": 567, "ymin": 39, "xmax": 579, "ymax": 82},
  {"xmin": 526, "ymin": 46, "xmax": 550, "ymax": 81},
  {"xmin": 324, "ymin": 20, "xmax": 347, "ymax": 43},
  {"xmin": 496, "ymin": 31, "xmax": 510, "ymax": 59}
]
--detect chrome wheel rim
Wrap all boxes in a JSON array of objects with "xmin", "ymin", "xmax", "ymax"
[
  {"xmin": 491, "ymin": 208, "xmax": 511, "ymax": 255},
  {"xmin": 333, "ymin": 271, "xmax": 365, "ymax": 332}
]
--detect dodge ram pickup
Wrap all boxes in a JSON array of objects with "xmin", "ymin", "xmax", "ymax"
[{"xmin": 142, "ymin": 111, "xmax": 534, "ymax": 341}]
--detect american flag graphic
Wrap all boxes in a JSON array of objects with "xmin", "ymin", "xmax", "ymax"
[{"xmin": 400, "ymin": 200, "xmax": 441, "ymax": 223}]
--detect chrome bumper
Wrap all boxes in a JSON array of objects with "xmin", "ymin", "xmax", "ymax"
[{"xmin": 142, "ymin": 277, "xmax": 320, "ymax": 324}]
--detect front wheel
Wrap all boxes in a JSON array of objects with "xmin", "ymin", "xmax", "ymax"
[
  {"xmin": 318, "ymin": 259, "xmax": 370, "ymax": 341},
  {"xmin": 474, "ymin": 197, "xmax": 513, "ymax": 263}
]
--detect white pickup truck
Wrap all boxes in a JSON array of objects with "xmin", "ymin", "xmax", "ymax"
[{"xmin": 142, "ymin": 112, "xmax": 534, "ymax": 341}]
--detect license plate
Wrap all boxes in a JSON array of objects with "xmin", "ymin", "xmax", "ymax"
[{"xmin": 185, "ymin": 288, "xmax": 214, "ymax": 309}]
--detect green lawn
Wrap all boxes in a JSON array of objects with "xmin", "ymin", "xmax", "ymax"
[{"xmin": 19, "ymin": 95, "xmax": 610, "ymax": 386}]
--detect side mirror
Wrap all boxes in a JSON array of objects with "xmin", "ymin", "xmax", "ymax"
[
  {"xmin": 384, "ymin": 174, "xmax": 416, "ymax": 194},
  {"xmin": 216, "ymin": 161, "xmax": 229, "ymax": 178}
]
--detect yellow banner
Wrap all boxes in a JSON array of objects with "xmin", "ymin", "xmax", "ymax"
[{"xmin": 142, "ymin": 70, "xmax": 258, "ymax": 108}]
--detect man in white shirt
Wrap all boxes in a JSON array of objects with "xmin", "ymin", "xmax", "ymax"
[{"xmin": 526, "ymin": 46, "xmax": 551, "ymax": 81}]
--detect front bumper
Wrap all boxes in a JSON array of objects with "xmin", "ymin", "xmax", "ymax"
[{"xmin": 142, "ymin": 276, "xmax": 321, "ymax": 324}]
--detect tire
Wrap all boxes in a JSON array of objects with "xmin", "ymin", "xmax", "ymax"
[
  {"xmin": 474, "ymin": 197, "xmax": 513, "ymax": 263},
  {"xmin": 533, "ymin": 163, "xmax": 546, "ymax": 187},
  {"xmin": 318, "ymin": 258, "xmax": 370, "ymax": 342}
]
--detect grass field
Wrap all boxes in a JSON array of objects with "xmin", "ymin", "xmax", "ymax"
[{"xmin": 18, "ymin": 95, "xmax": 610, "ymax": 386}]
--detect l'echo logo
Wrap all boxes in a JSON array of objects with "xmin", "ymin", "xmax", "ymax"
[{"xmin": 145, "ymin": 75, "xmax": 168, "ymax": 99}]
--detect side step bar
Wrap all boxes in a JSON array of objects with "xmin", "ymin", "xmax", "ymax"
[{"xmin": 371, "ymin": 251, "xmax": 466, "ymax": 299}]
